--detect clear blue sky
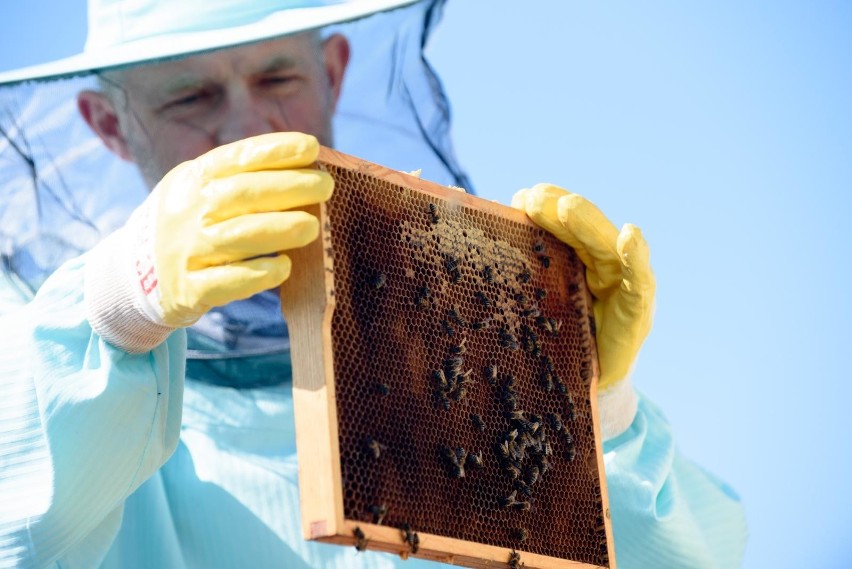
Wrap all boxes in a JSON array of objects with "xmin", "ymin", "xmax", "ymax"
[{"xmin": 2, "ymin": 2, "xmax": 851, "ymax": 567}]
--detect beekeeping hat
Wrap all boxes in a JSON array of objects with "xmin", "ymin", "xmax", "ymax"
[
  {"xmin": 0, "ymin": 0, "xmax": 421, "ymax": 84},
  {"xmin": 0, "ymin": 0, "xmax": 470, "ymax": 377}
]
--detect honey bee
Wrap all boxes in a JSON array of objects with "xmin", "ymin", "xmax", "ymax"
[
  {"xmin": 448, "ymin": 305, "xmax": 468, "ymax": 326},
  {"xmin": 414, "ymin": 285, "xmax": 432, "ymax": 310},
  {"xmin": 374, "ymin": 382, "xmax": 391, "ymax": 396},
  {"xmin": 566, "ymin": 444, "xmax": 577, "ymax": 462},
  {"xmin": 353, "ymin": 527, "xmax": 369, "ymax": 551},
  {"xmin": 548, "ymin": 317, "xmax": 562, "ymax": 335},
  {"xmin": 533, "ymin": 240, "xmax": 545, "ymax": 254},
  {"xmin": 517, "ymin": 269, "xmax": 532, "ymax": 283},
  {"xmin": 555, "ymin": 379, "xmax": 568, "ymax": 395},
  {"xmin": 471, "ymin": 413, "xmax": 486, "ymax": 432},
  {"xmin": 538, "ymin": 255, "xmax": 551, "ymax": 268},
  {"xmin": 450, "ymin": 385, "xmax": 467, "ymax": 401},
  {"xmin": 484, "ymin": 363, "xmax": 498, "ymax": 384},
  {"xmin": 514, "ymin": 293, "xmax": 529, "ymax": 307},
  {"xmin": 511, "ymin": 500, "xmax": 532, "ymax": 512},
  {"xmin": 498, "ymin": 328, "xmax": 520, "ymax": 351},
  {"xmin": 369, "ymin": 504, "xmax": 388, "ymax": 525},
  {"xmin": 441, "ymin": 319, "xmax": 455, "ymax": 337},
  {"xmin": 514, "ymin": 479, "xmax": 533, "ymax": 498},
  {"xmin": 427, "ymin": 202, "xmax": 440, "ymax": 224},
  {"xmin": 469, "ymin": 318, "xmax": 491, "ymax": 330},
  {"xmin": 432, "ymin": 368, "xmax": 448, "ymax": 390},
  {"xmin": 546, "ymin": 413, "xmax": 564, "ymax": 433},
  {"xmin": 526, "ymin": 465, "xmax": 540, "ymax": 486},
  {"xmin": 568, "ymin": 282, "xmax": 580, "ymax": 295},
  {"xmin": 539, "ymin": 369, "xmax": 553, "ymax": 392},
  {"xmin": 534, "ymin": 288, "xmax": 547, "ymax": 300},
  {"xmin": 500, "ymin": 390, "xmax": 517, "ymax": 410},
  {"xmin": 441, "ymin": 446, "xmax": 466, "ymax": 478},
  {"xmin": 565, "ymin": 400, "xmax": 577, "ymax": 422},
  {"xmin": 401, "ymin": 523, "xmax": 420, "ymax": 553},
  {"xmin": 509, "ymin": 527, "xmax": 529, "ymax": 543},
  {"xmin": 466, "ymin": 450, "xmax": 484, "ymax": 469},
  {"xmin": 508, "ymin": 550, "xmax": 524, "ymax": 569},
  {"xmin": 444, "ymin": 256, "xmax": 461, "ymax": 282},
  {"xmin": 444, "ymin": 356, "xmax": 464, "ymax": 375},
  {"xmin": 365, "ymin": 438, "xmax": 387, "ymax": 459},
  {"xmin": 474, "ymin": 290, "xmax": 491, "ymax": 307},
  {"xmin": 519, "ymin": 307, "xmax": 540, "ymax": 318},
  {"xmin": 503, "ymin": 463, "xmax": 522, "ymax": 480},
  {"xmin": 541, "ymin": 355, "xmax": 555, "ymax": 373},
  {"xmin": 538, "ymin": 456, "xmax": 551, "ymax": 476},
  {"xmin": 499, "ymin": 490, "xmax": 518, "ymax": 508},
  {"xmin": 482, "ymin": 265, "xmax": 495, "ymax": 283},
  {"xmin": 449, "ymin": 337, "xmax": 467, "ymax": 355},
  {"xmin": 369, "ymin": 272, "xmax": 387, "ymax": 289},
  {"xmin": 496, "ymin": 440, "xmax": 511, "ymax": 460}
]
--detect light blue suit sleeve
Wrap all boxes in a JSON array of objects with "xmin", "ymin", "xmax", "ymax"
[
  {"xmin": 0, "ymin": 254, "xmax": 185, "ymax": 568},
  {"xmin": 603, "ymin": 392, "xmax": 748, "ymax": 568}
]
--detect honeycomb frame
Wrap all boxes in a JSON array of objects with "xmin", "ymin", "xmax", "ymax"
[{"xmin": 279, "ymin": 147, "xmax": 616, "ymax": 569}]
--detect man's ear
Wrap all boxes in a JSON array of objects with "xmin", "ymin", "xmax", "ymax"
[
  {"xmin": 322, "ymin": 33, "xmax": 351, "ymax": 109},
  {"xmin": 77, "ymin": 90, "xmax": 135, "ymax": 162}
]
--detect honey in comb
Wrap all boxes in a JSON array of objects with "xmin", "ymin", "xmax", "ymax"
[{"xmin": 287, "ymin": 148, "xmax": 613, "ymax": 568}]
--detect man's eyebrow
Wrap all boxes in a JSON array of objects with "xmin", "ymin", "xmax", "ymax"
[
  {"xmin": 254, "ymin": 55, "xmax": 300, "ymax": 74},
  {"xmin": 159, "ymin": 75, "xmax": 213, "ymax": 98}
]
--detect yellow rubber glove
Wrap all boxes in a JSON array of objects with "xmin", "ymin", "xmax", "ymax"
[
  {"xmin": 512, "ymin": 184, "xmax": 655, "ymax": 391},
  {"xmin": 134, "ymin": 132, "xmax": 332, "ymax": 328}
]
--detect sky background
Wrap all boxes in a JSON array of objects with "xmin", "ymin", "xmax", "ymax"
[{"xmin": 1, "ymin": 1, "xmax": 851, "ymax": 567}]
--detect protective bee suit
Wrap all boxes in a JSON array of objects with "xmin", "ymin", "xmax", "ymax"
[{"xmin": 0, "ymin": 1, "xmax": 747, "ymax": 567}]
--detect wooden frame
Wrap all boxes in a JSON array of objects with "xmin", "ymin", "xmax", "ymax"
[{"xmin": 279, "ymin": 147, "xmax": 616, "ymax": 568}]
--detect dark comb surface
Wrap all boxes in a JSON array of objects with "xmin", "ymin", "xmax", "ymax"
[{"xmin": 319, "ymin": 160, "xmax": 610, "ymax": 567}]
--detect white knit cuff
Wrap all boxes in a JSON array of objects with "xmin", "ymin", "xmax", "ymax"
[
  {"xmin": 598, "ymin": 379, "xmax": 639, "ymax": 441},
  {"xmin": 84, "ymin": 225, "xmax": 174, "ymax": 354}
]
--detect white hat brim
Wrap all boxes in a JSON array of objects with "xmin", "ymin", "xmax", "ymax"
[{"xmin": 0, "ymin": 0, "xmax": 419, "ymax": 85}]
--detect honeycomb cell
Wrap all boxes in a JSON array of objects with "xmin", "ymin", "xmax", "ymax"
[{"xmin": 322, "ymin": 162, "xmax": 609, "ymax": 566}]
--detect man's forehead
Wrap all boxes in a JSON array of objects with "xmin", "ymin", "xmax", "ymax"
[{"xmin": 120, "ymin": 33, "xmax": 321, "ymax": 90}]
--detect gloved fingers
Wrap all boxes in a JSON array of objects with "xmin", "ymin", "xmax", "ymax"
[
  {"xmin": 191, "ymin": 211, "xmax": 320, "ymax": 268},
  {"xmin": 516, "ymin": 184, "xmax": 622, "ymax": 297},
  {"xmin": 193, "ymin": 132, "xmax": 320, "ymax": 179},
  {"xmin": 594, "ymin": 225, "xmax": 656, "ymax": 390},
  {"xmin": 201, "ymin": 169, "xmax": 334, "ymax": 223},
  {"xmin": 188, "ymin": 254, "xmax": 294, "ymax": 309},
  {"xmin": 553, "ymin": 191, "xmax": 626, "ymax": 296},
  {"xmin": 511, "ymin": 185, "xmax": 573, "ymax": 239},
  {"xmin": 616, "ymin": 223, "xmax": 655, "ymax": 297}
]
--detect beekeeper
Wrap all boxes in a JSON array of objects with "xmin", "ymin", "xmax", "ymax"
[{"xmin": 0, "ymin": 1, "xmax": 746, "ymax": 567}]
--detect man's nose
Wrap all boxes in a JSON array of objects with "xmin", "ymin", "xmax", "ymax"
[{"xmin": 218, "ymin": 90, "xmax": 279, "ymax": 144}]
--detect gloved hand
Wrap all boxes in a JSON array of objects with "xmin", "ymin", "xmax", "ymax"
[
  {"xmin": 85, "ymin": 132, "xmax": 332, "ymax": 352},
  {"xmin": 512, "ymin": 184, "xmax": 655, "ymax": 393}
]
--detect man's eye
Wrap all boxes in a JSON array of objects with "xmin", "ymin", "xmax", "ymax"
[
  {"xmin": 261, "ymin": 75, "xmax": 297, "ymax": 87},
  {"xmin": 167, "ymin": 91, "xmax": 210, "ymax": 108}
]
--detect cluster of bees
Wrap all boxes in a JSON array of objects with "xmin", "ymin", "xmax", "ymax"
[{"xmin": 432, "ymin": 337, "xmax": 476, "ymax": 410}]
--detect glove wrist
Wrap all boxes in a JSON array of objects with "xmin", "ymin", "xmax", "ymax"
[
  {"xmin": 598, "ymin": 379, "xmax": 639, "ymax": 441},
  {"xmin": 84, "ymin": 218, "xmax": 175, "ymax": 354}
]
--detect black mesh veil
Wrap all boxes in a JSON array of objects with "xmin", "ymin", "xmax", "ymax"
[{"xmin": 0, "ymin": 0, "xmax": 470, "ymax": 374}]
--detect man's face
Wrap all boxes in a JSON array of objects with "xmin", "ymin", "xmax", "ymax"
[{"xmin": 84, "ymin": 32, "xmax": 349, "ymax": 188}]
